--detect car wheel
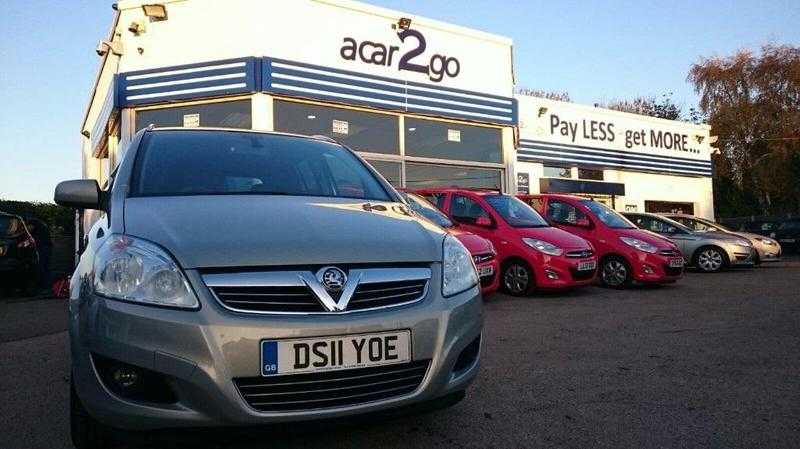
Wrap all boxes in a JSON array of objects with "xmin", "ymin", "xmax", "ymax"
[
  {"xmin": 71, "ymin": 377, "xmax": 111, "ymax": 449},
  {"xmin": 502, "ymin": 261, "xmax": 533, "ymax": 296},
  {"xmin": 600, "ymin": 257, "xmax": 631, "ymax": 288},
  {"xmin": 694, "ymin": 247, "xmax": 726, "ymax": 273}
]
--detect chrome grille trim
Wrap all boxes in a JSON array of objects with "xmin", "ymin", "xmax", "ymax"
[
  {"xmin": 566, "ymin": 249, "xmax": 594, "ymax": 258},
  {"xmin": 203, "ymin": 267, "xmax": 431, "ymax": 315}
]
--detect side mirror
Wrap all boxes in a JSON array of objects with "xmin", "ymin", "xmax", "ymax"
[
  {"xmin": 576, "ymin": 217, "xmax": 592, "ymax": 228},
  {"xmin": 54, "ymin": 179, "xmax": 102, "ymax": 210},
  {"xmin": 475, "ymin": 216, "xmax": 493, "ymax": 227}
]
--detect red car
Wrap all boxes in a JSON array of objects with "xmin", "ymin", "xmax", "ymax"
[
  {"xmin": 518, "ymin": 194, "xmax": 684, "ymax": 288},
  {"xmin": 399, "ymin": 191, "xmax": 499, "ymax": 296},
  {"xmin": 411, "ymin": 188, "xmax": 597, "ymax": 296}
]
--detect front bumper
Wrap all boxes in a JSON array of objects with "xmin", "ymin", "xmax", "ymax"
[
  {"xmin": 723, "ymin": 244, "xmax": 756, "ymax": 267},
  {"xmin": 628, "ymin": 251, "xmax": 683, "ymax": 283},
  {"xmin": 477, "ymin": 260, "xmax": 499, "ymax": 296},
  {"xmin": 532, "ymin": 255, "xmax": 597, "ymax": 289},
  {"xmin": 70, "ymin": 268, "xmax": 483, "ymax": 430},
  {"xmin": 754, "ymin": 242, "xmax": 782, "ymax": 262}
]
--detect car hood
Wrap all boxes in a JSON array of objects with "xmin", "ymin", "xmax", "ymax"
[
  {"xmin": 517, "ymin": 226, "xmax": 592, "ymax": 251},
  {"xmin": 617, "ymin": 228, "xmax": 676, "ymax": 249},
  {"xmin": 448, "ymin": 228, "xmax": 493, "ymax": 255},
  {"xmin": 123, "ymin": 196, "xmax": 445, "ymax": 269}
]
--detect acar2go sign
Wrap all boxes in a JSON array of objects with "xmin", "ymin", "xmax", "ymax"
[{"xmin": 340, "ymin": 29, "xmax": 461, "ymax": 82}]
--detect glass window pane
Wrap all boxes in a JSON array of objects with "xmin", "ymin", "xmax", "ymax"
[
  {"xmin": 135, "ymin": 100, "xmax": 251, "ymax": 131},
  {"xmin": 578, "ymin": 167, "xmax": 604, "ymax": 180},
  {"xmin": 546, "ymin": 200, "xmax": 587, "ymax": 225},
  {"xmin": 450, "ymin": 195, "xmax": 490, "ymax": 224},
  {"xmin": 274, "ymin": 101, "xmax": 399, "ymax": 154},
  {"xmin": 543, "ymin": 165, "xmax": 571, "ymax": 178},
  {"xmin": 405, "ymin": 163, "xmax": 502, "ymax": 189},
  {"xmin": 405, "ymin": 118, "xmax": 502, "ymax": 163},
  {"xmin": 364, "ymin": 159, "xmax": 401, "ymax": 187}
]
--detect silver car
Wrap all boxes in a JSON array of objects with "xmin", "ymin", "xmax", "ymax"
[
  {"xmin": 55, "ymin": 128, "xmax": 482, "ymax": 449},
  {"xmin": 623, "ymin": 212, "xmax": 755, "ymax": 273},
  {"xmin": 663, "ymin": 213, "xmax": 782, "ymax": 264}
]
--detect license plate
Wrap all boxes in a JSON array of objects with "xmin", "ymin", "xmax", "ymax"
[
  {"xmin": 577, "ymin": 260, "xmax": 596, "ymax": 271},
  {"xmin": 260, "ymin": 330, "xmax": 411, "ymax": 376},
  {"xmin": 669, "ymin": 257, "xmax": 685, "ymax": 268},
  {"xmin": 477, "ymin": 265, "xmax": 494, "ymax": 278}
]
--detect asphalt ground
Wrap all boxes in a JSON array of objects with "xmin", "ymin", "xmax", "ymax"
[{"xmin": 2, "ymin": 259, "xmax": 799, "ymax": 449}]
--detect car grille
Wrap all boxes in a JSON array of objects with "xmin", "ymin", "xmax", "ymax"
[
  {"xmin": 473, "ymin": 253, "xmax": 495, "ymax": 264},
  {"xmin": 566, "ymin": 249, "xmax": 594, "ymax": 258},
  {"xmin": 212, "ymin": 286, "xmax": 325, "ymax": 313},
  {"xmin": 234, "ymin": 360, "xmax": 430, "ymax": 412},
  {"xmin": 347, "ymin": 279, "xmax": 428, "ymax": 311},
  {"xmin": 659, "ymin": 249, "xmax": 681, "ymax": 256},
  {"xmin": 203, "ymin": 267, "xmax": 431, "ymax": 314}
]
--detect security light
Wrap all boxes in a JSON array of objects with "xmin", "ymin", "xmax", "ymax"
[
  {"xmin": 96, "ymin": 40, "xmax": 123, "ymax": 56},
  {"xmin": 398, "ymin": 17, "xmax": 412, "ymax": 30},
  {"xmin": 142, "ymin": 4, "xmax": 168, "ymax": 21}
]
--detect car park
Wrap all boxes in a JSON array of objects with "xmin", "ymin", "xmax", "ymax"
[
  {"xmin": 0, "ymin": 211, "xmax": 39, "ymax": 293},
  {"xmin": 519, "ymin": 194, "xmax": 684, "ymax": 288},
  {"xmin": 664, "ymin": 213, "xmax": 781, "ymax": 264},
  {"xmin": 412, "ymin": 188, "xmax": 597, "ymax": 296},
  {"xmin": 624, "ymin": 212, "xmax": 755, "ymax": 272},
  {"xmin": 399, "ymin": 191, "xmax": 499, "ymax": 296},
  {"xmin": 55, "ymin": 128, "xmax": 484, "ymax": 449}
]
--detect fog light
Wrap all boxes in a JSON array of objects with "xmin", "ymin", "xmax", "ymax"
[
  {"xmin": 113, "ymin": 367, "xmax": 141, "ymax": 388},
  {"xmin": 545, "ymin": 269, "xmax": 558, "ymax": 280},
  {"xmin": 642, "ymin": 265, "xmax": 654, "ymax": 274}
]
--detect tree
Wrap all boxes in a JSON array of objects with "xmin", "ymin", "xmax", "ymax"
[
  {"xmin": 689, "ymin": 44, "xmax": 800, "ymax": 216},
  {"xmin": 516, "ymin": 88, "xmax": 571, "ymax": 102},
  {"xmin": 602, "ymin": 92, "xmax": 683, "ymax": 120}
]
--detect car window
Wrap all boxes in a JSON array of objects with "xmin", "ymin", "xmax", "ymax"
[
  {"xmin": 400, "ymin": 192, "xmax": 453, "ymax": 228},
  {"xmin": 420, "ymin": 192, "xmax": 446, "ymax": 210},
  {"xmin": 523, "ymin": 197, "xmax": 545, "ymax": 213},
  {"xmin": 546, "ymin": 200, "xmax": 587, "ymax": 226},
  {"xmin": 486, "ymin": 195, "xmax": 548, "ymax": 228},
  {"xmin": 0, "ymin": 216, "xmax": 24, "ymax": 237},
  {"xmin": 132, "ymin": 130, "xmax": 390, "ymax": 201},
  {"xmin": 634, "ymin": 216, "xmax": 689, "ymax": 234},
  {"xmin": 580, "ymin": 200, "xmax": 636, "ymax": 229},
  {"xmin": 450, "ymin": 194, "xmax": 489, "ymax": 225}
]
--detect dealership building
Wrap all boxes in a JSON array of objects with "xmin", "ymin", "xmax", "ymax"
[{"xmin": 81, "ymin": 0, "xmax": 715, "ymax": 222}]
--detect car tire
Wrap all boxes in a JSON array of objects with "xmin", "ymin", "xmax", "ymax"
[
  {"xmin": 599, "ymin": 256, "xmax": 632, "ymax": 288},
  {"xmin": 501, "ymin": 260, "xmax": 534, "ymax": 296},
  {"xmin": 71, "ymin": 377, "xmax": 111, "ymax": 449},
  {"xmin": 693, "ymin": 246, "xmax": 727, "ymax": 273}
]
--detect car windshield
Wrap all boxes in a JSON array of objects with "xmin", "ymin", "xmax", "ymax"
[
  {"xmin": 400, "ymin": 192, "xmax": 453, "ymax": 228},
  {"xmin": 0, "ymin": 216, "xmax": 24, "ymax": 237},
  {"xmin": 132, "ymin": 130, "xmax": 391, "ymax": 201},
  {"xmin": 485, "ymin": 195, "xmax": 549, "ymax": 228},
  {"xmin": 581, "ymin": 200, "xmax": 636, "ymax": 229}
]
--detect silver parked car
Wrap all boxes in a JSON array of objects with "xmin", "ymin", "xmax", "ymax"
[
  {"xmin": 663, "ymin": 213, "xmax": 782, "ymax": 264},
  {"xmin": 623, "ymin": 212, "xmax": 755, "ymax": 273},
  {"xmin": 55, "ymin": 128, "xmax": 482, "ymax": 449}
]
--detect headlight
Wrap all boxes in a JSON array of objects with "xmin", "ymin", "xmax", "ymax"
[
  {"xmin": 442, "ymin": 235, "xmax": 478, "ymax": 297},
  {"xmin": 522, "ymin": 238, "xmax": 563, "ymax": 256},
  {"xmin": 620, "ymin": 236, "xmax": 657, "ymax": 253},
  {"xmin": 755, "ymin": 237, "xmax": 776, "ymax": 246},
  {"xmin": 93, "ymin": 234, "xmax": 198, "ymax": 309}
]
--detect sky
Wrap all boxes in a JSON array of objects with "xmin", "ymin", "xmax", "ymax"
[{"xmin": 0, "ymin": 0, "xmax": 798, "ymax": 203}]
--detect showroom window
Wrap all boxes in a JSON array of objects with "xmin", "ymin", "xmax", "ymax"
[
  {"xmin": 274, "ymin": 101, "xmax": 399, "ymax": 155},
  {"xmin": 578, "ymin": 167, "xmax": 604, "ymax": 180},
  {"xmin": 404, "ymin": 118, "xmax": 502, "ymax": 163},
  {"xmin": 543, "ymin": 165, "xmax": 571, "ymax": 178},
  {"xmin": 135, "ymin": 99, "xmax": 251, "ymax": 131},
  {"xmin": 405, "ymin": 163, "xmax": 502, "ymax": 190},
  {"xmin": 365, "ymin": 159, "xmax": 401, "ymax": 187}
]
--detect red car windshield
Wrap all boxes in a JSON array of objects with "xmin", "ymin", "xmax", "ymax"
[{"xmin": 485, "ymin": 195, "xmax": 549, "ymax": 228}]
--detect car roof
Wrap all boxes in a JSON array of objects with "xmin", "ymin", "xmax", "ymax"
[
  {"xmin": 521, "ymin": 193, "xmax": 586, "ymax": 201},
  {"xmin": 409, "ymin": 187, "xmax": 502, "ymax": 196},
  {"xmin": 143, "ymin": 126, "xmax": 344, "ymax": 145}
]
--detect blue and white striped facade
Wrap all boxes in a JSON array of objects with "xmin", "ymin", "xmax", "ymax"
[
  {"xmin": 518, "ymin": 139, "xmax": 713, "ymax": 177},
  {"xmin": 114, "ymin": 57, "xmax": 517, "ymax": 127}
]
